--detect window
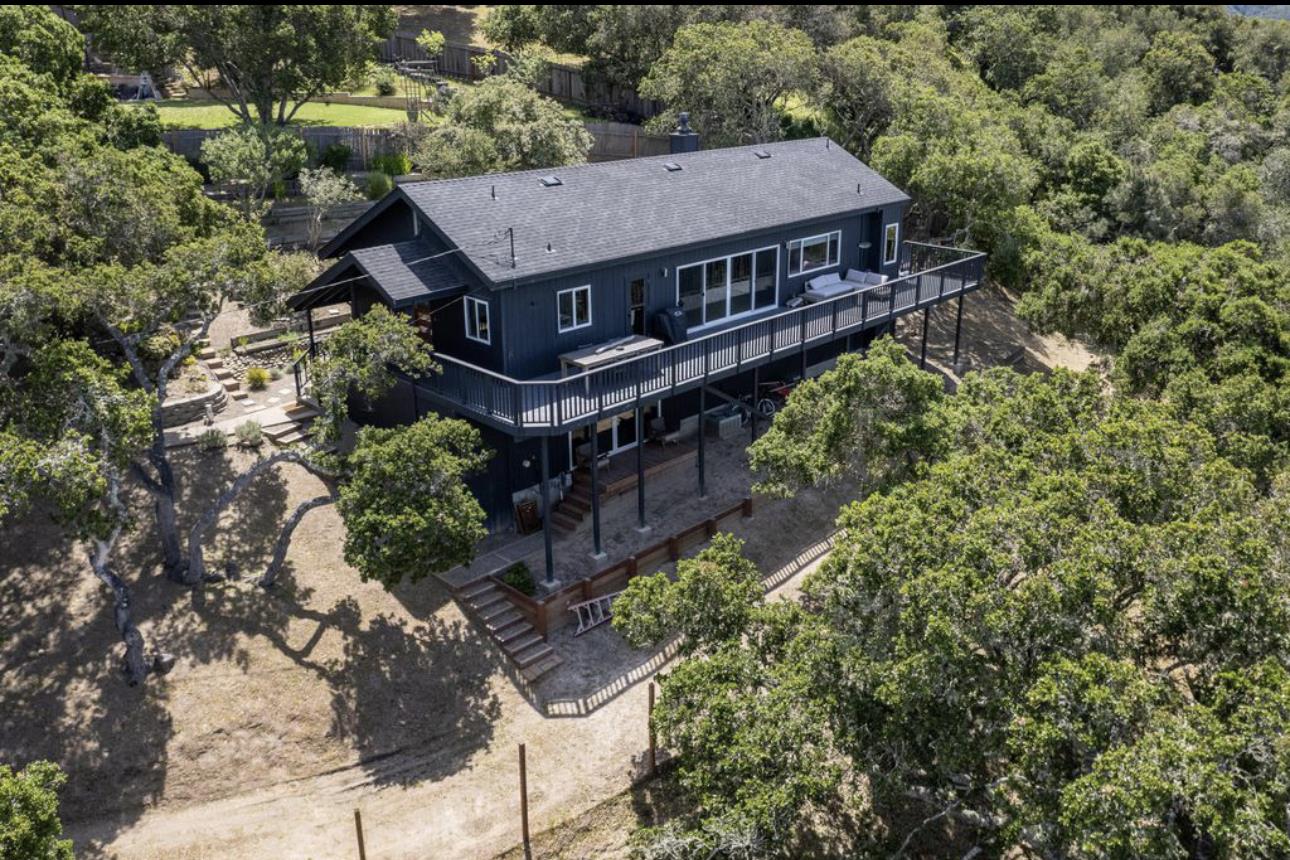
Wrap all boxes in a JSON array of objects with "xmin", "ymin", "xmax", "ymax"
[
  {"xmin": 788, "ymin": 231, "xmax": 840, "ymax": 277},
  {"xmin": 464, "ymin": 295, "xmax": 490, "ymax": 344},
  {"xmin": 676, "ymin": 246, "xmax": 779, "ymax": 329},
  {"xmin": 557, "ymin": 285, "xmax": 592, "ymax": 332},
  {"xmin": 883, "ymin": 223, "xmax": 899, "ymax": 266}
]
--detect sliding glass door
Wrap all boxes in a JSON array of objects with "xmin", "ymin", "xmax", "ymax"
[{"xmin": 677, "ymin": 246, "xmax": 778, "ymax": 329}]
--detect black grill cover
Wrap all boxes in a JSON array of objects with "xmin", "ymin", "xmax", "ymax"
[{"xmin": 653, "ymin": 307, "xmax": 688, "ymax": 344}]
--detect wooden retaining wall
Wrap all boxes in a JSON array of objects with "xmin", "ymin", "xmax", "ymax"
[{"xmin": 482, "ymin": 497, "xmax": 755, "ymax": 638}]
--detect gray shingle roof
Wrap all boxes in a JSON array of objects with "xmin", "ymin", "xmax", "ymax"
[
  {"xmin": 348, "ymin": 239, "xmax": 471, "ymax": 307},
  {"xmin": 399, "ymin": 138, "xmax": 909, "ymax": 285}
]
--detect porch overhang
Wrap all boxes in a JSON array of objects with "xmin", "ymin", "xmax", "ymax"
[{"xmin": 288, "ymin": 238, "xmax": 471, "ymax": 313}]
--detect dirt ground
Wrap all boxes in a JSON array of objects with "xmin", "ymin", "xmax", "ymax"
[{"xmin": 0, "ymin": 287, "xmax": 1098, "ymax": 859}]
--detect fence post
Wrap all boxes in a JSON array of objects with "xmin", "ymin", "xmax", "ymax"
[
  {"xmin": 648, "ymin": 681, "xmax": 658, "ymax": 774},
  {"xmin": 742, "ymin": 496, "xmax": 753, "ymax": 518},
  {"xmin": 519, "ymin": 744, "xmax": 532, "ymax": 860},
  {"xmin": 354, "ymin": 809, "xmax": 367, "ymax": 860}
]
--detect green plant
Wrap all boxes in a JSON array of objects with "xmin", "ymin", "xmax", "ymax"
[
  {"xmin": 234, "ymin": 420, "xmax": 263, "ymax": 448},
  {"xmin": 197, "ymin": 428, "xmax": 227, "ymax": 452},
  {"xmin": 365, "ymin": 170, "xmax": 394, "ymax": 199},
  {"xmin": 373, "ymin": 66, "xmax": 397, "ymax": 96},
  {"xmin": 235, "ymin": 336, "xmax": 249, "ymax": 350},
  {"xmin": 245, "ymin": 366, "xmax": 270, "ymax": 390},
  {"xmin": 318, "ymin": 142, "xmax": 352, "ymax": 172},
  {"xmin": 372, "ymin": 152, "xmax": 412, "ymax": 176},
  {"xmin": 500, "ymin": 561, "xmax": 536, "ymax": 596}
]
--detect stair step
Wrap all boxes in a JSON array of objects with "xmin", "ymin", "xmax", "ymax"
[
  {"xmin": 566, "ymin": 485, "xmax": 593, "ymax": 503},
  {"xmin": 520, "ymin": 653, "xmax": 563, "ymax": 683},
  {"xmin": 470, "ymin": 591, "xmax": 510, "ymax": 613},
  {"xmin": 495, "ymin": 618, "xmax": 534, "ymax": 643},
  {"xmin": 273, "ymin": 429, "xmax": 310, "ymax": 446},
  {"xmin": 513, "ymin": 642, "xmax": 554, "ymax": 669},
  {"xmin": 214, "ymin": 368, "xmax": 235, "ymax": 380},
  {"xmin": 504, "ymin": 632, "xmax": 543, "ymax": 655},
  {"xmin": 478, "ymin": 599, "xmax": 516, "ymax": 622},
  {"xmin": 559, "ymin": 496, "xmax": 591, "ymax": 514},
  {"xmin": 484, "ymin": 609, "xmax": 523, "ymax": 632},
  {"xmin": 284, "ymin": 403, "xmax": 320, "ymax": 420},
  {"xmin": 263, "ymin": 422, "xmax": 300, "ymax": 440},
  {"xmin": 204, "ymin": 358, "xmax": 224, "ymax": 369},
  {"xmin": 460, "ymin": 579, "xmax": 499, "ymax": 601},
  {"xmin": 549, "ymin": 511, "xmax": 580, "ymax": 531}
]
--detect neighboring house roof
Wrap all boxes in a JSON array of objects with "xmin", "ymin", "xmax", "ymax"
[
  {"xmin": 323, "ymin": 138, "xmax": 910, "ymax": 287},
  {"xmin": 290, "ymin": 238, "xmax": 470, "ymax": 311}
]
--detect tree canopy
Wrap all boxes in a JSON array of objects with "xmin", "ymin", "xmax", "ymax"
[{"xmin": 75, "ymin": 5, "xmax": 396, "ymax": 126}]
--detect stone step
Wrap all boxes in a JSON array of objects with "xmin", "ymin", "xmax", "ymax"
[
  {"xmin": 520, "ymin": 652, "xmax": 563, "ymax": 683},
  {"xmin": 197, "ymin": 348, "xmax": 218, "ymax": 361},
  {"xmin": 204, "ymin": 358, "xmax": 224, "ymax": 369},
  {"xmin": 284, "ymin": 403, "xmax": 320, "ymax": 421},
  {"xmin": 214, "ymin": 368, "xmax": 235, "ymax": 380},
  {"xmin": 230, "ymin": 390, "xmax": 251, "ymax": 401},
  {"xmin": 512, "ymin": 641, "xmax": 554, "ymax": 669}
]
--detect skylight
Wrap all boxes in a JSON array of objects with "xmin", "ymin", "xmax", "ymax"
[
  {"xmin": 539, "ymin": 175, "xmax": 562, "ymax": 187},
  {"xmin": 753, "ymin": 149, "xmax": 771, "ymax": 159},
  {"xmin": 663, "ymin": 162, "xmax": 682, "ymax": 172}
]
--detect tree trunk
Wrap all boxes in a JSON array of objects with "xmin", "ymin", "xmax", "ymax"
[
  {"xmin": 188, "ymin": 450, "xmax": 328, "ymax": 585},
  {"xmin": 88, "ymin": 478, "xmax": 150, "ymax": 686},
  {"xmin": 260, "ymin": 494, "xmax": 336, "ymax": 588},
  {"xmin": 150, "ymin": 433, "xmax": 186, "ymax": 583}
]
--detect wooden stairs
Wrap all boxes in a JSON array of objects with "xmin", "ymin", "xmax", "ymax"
[
  {"xmin": 549, "ymin": 472, "xmax": 593, "ymax": 535},
  {"xmin": 458, "ymin": 579, "xmax": 563, "ymax": 683},
  {"xmin": 262, "ymin": 402, "xmax": 321, "ymax": 448}
]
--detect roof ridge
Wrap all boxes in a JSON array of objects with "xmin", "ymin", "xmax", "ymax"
[{"xmin": 399, "ymin": 137, "xmax": 843, "ymax": 191}]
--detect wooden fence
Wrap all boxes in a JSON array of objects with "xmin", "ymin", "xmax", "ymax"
[
  {"xmin": 378, "ymin": 31, "xmax": 664, "ymax": 121},
  {"xmin": 474, "ymin": 497, "xmax": 756, "ymax": 638},
  {"xmin": 165, "ymin": 122, "xmax": 668, "ymax": 171}
]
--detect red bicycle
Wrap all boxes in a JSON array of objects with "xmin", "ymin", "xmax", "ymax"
[{"xmin": 754, "ymin": 379, "xmax": 798, "ymax": 417}]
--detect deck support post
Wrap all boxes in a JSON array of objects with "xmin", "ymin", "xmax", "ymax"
[
  {"xmin": 952, "ymin": 292, "xmax": 965, "ymax": 373},
  {"xmin": 305, "ymin": 309, "xmax": 316, "ymax": 357},
  {"xmin": 920, "ymin": 307, "xmax": 930, "ymax": 369},
  {"xmin": 589, "ymin": 422, "xmax": 603, "ymax": 559},
  {"xmin": 540, "ymin": 436, "xmax": 554, "ymax": 584},
  {"xmin": 635, "ymin": 406, "xmax": 647, "ymax": 531},
  {"xmin": 749, "ymin": 365, "xmax": 759, "ymax": 443},
  {"xmin": 697, "ymin": 387, "xmax": 706, "ymax": 499}
]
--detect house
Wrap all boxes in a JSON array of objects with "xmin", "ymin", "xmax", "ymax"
[{"xmin": 289, "ymin": 127, "xmax": 985, "ymax": 582}]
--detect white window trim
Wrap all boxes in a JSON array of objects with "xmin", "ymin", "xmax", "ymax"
[
  {"xmin": 464, "ymin": 295, "xmax": 491, "ymax": 344},
  {"xmin": 883, "ymin": 223, "xmax": 900, "ymax": 266},
  {"xmin": 556, "ymin": 284, "xmax": 593, "ymax": 333},
  {"xmin": 675, "ymin": 244, "xmax": 780, "ymax": 332},
  {"xmin": 787, "ymin": 230, "xmax": 841, "ymax": 278}
]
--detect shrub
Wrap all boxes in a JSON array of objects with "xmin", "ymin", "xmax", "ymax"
[
  {"xmin": 197, "ymin": 428, "xmax": 227, "ymax": 452},
  {"xmin": 500, "ymin": 561, "xmax": 536, "ymax": 596},
  {"xmin": 373, "ymin": 66, "xmax": 398, "ymax": 96},
  {"xmin": 245, "ymin": 366, "xmax": 270, "ymax": 390},
  {"xmin": 372, "ymin": 152, "xmax": 412, "ymax": 176},
  {"xmin": 318, "ymin": 142, "xmax": 352, "ymax": 173},
  {"xmin": 365, "ymin": 170, "xmax": 394, "ymax": 199},
  {"xmin": 234, "ymin": 420, "xmax": 263, "ymax": 449}
]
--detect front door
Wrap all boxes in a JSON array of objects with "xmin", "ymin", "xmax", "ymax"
[{"xmin": 629, "ymin": 278, "xmax": 647, "ymax": 336}]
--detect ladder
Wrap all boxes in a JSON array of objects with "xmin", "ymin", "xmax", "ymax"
[{"xmin": 569, "ymin": 591, "xmax": 621, "ymax": 636}]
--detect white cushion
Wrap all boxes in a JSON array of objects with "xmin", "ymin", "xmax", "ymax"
[
  {"xmin": 845, "ymin": 269, "xmax": 888, "ymax": 286},
  {"xmin": 806, "ymin": 272, "xmax": 842, "ymax": 290}
]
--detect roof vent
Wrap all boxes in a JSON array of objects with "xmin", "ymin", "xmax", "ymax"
[
  {"xmin": 539, "ymin": 175, "xmax": 562, "ymax": 187},
  {"xmin": 753, "ymin": 149, "xmax": 771, "ymax": 159},
  {"xmin": 663, "ymin": 161, "xmax": 682, "ymax": 172}
]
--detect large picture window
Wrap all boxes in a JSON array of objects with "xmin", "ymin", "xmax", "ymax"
[
  {"xmin": 557, "ymin": 285, "xmax": 592, "ymax": 332},
  {"xmin": 676, "ymin": 246, "xmax": 779, "ymax": 329},
  {"xmin": 883, "ymin": 223, "xmax": 900, "ymax": 265},
  {"xmin": 464, "ymin": 295, "xmax": 490, "ymax": 344},
  {"xmin": 788, "ymin": 231, "xmax": 840, "ymax": 277}
]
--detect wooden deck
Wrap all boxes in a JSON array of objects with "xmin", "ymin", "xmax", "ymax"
[{"xmin": 588, "ymin": 440, "xmax": 698, "ymax": 498}]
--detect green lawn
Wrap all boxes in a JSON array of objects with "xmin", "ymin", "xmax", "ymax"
[{"xmin": 152, "ymin": 99, "xmax": 412, "ymax": 129}]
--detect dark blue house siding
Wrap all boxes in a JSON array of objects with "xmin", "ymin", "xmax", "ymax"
[{"xmin": 494, "ymin": 202, "xmax": 906, "ymax": 379}]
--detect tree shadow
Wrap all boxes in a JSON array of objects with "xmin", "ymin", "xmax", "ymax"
[
  {"xmin": 0, "ymin": 512, "xmax": 173, "ymax": 853},
  {"xmin": 325, "ymin": 608, "xmax": 503, "ymax": 786}
]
